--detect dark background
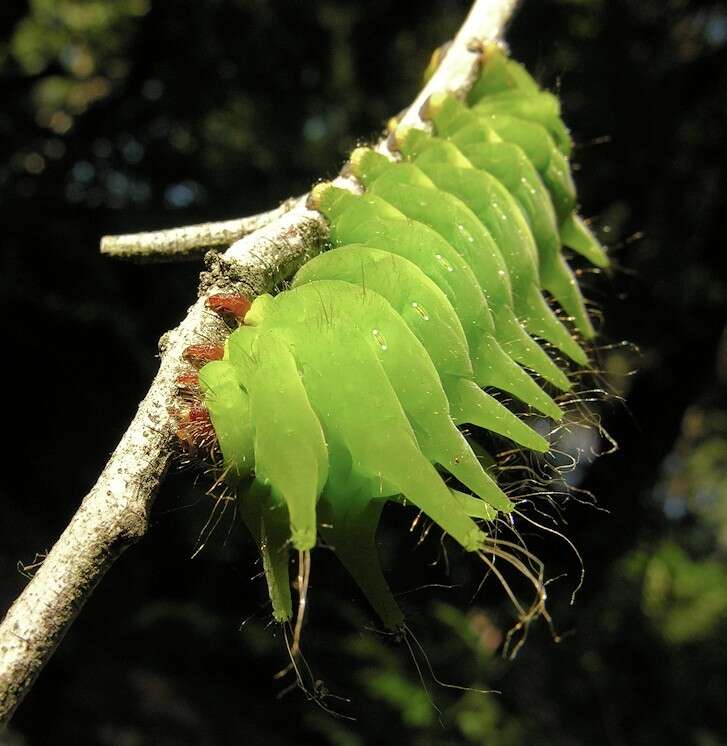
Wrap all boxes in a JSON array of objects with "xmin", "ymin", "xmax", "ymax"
[{"xmin": 1, "ymin": 1, "xmax": 726, "ymax": 744}]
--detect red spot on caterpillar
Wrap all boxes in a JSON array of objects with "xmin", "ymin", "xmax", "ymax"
[
  {"xmin": 207, "ymin": 294, "xmax": 251, "ymax": 322},
  {"xmin": 188, "ymin": 405, "xmax": 211, "ymax": 425},
  {"xmin": 176, "ymin": 403, "xmax": 216, "ymax": 455},
  {"xmin": 176, "ymin": 371, "xmax": 199, "ymax": 389},
  {"xmin": 182, "ymin": 343, "xmax": 224, "ymax": 367}
]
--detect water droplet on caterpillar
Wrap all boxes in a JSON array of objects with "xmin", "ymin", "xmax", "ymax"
[
  {"xmin": 457, "ymin": 222, "xmax": 476, "ymax": 243},
  {"xmin": 521, "ymin": 175, "xmax": 537, "ymax": 195},
  {"xmin": 494, "ymin": 205, "xmax": 508, "ymax": 221},
  {"xmin": 434, "ymin": 253, "xmax": 454, "ymax": 272},
  {"xmin": 372, "ymin": 328, "xmax": 388, "ymax": 351},
  {"xmin": 411, "ymin": 301, "xmax": 430, "ymax": 321}
]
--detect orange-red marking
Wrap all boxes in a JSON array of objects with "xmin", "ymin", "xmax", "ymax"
[
  {"xmin": 176, "ymin": 404, "xmax": 216, "ymax": 452},
  {"xmin": 176, "ymin": 371, "xmax": 199, "ymax": 389},
  {"xmin": 207, "ymin": 293, "xmax": 251, "ymax": 322},
  {"xmin": 182, "ymin": 343, "xmax": 224, "ymax": 367}
]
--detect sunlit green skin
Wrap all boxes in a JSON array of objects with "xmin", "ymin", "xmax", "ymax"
[
  {"xmin": 198, "ymin": 361, "xmax": 295, "ymax": 622},
  {"xmin": 351, "ymin": 151, "xmax": 513, "ymax": 314},
  {"xmin": 198, "ymin": 360, "xmax": 254, "ymax": 477},
  {"xmin": 426, "ymin": 93, "xmax": 608, "ymax": 267},
  {"xmin": 420, "ymin": 163, "xmax": 589, "ymax": 367},
  {"xmin": 269, "ymin": 283, "xmax": 510, "ymax": 508},
  {"xmin": 465, "ymin": 50, "xmax": 609, "ymax": 267},
  {"xmin": 294, "ymin": 284, "xmax": 511, "ymax": 506},
  {"xmin": 453, "ymin": 124, "xmax": 606, "ymax": 268},
  {"xmin": 468, "ymin": 44, "xmax": 570, "ymax": 157},
  {"xmin": 239, "ymin": 481, "xmax": 294, "ymax": 622},
  {"xmin": 350, "ymin": 149, "xmax": 572, "ymax": 391},
  {"xmin": 294, "ymin": 244, "xmax": 471, "ymax": 379},
  {"xmin": 206, "ymin": 277, "xmax": 533, "ymax": 626},
  {"xmin": 249, "ymin": 281, "xmax": 507, "ymax": 625},
  {"xmin": 458, "ymin": 117, "xmax": 575, "ymax": 220},
  {"xmin": 459, "ymin": 141, "xmax": 595, "ymax": 338},
  {"xmin": 317, "ymin": 186, "xmax": 491, "ymax": 341},
  {"xmin": 423, "ymin": 110, "xmax": 566, "ymax": 265},
  {"xmin": 349, "ymin": 152, "xmax": 564, "ymax": 418},
  {"xmin": 467, "ymin": 44, "xmax": 540, "ymax": 101},
  {"xmin": 397, "ymin": 131, "xmax": 589, "ymax": 366},
  {"xmin": 560, "ymin": 213, "xmax": 610, "ymax": 269},
  {"xmin": 293, "ymin": 245, "xmax": 552, "ymax": 447},
  {"xmin": 471, "ymin": 89, "xmax": 573, "ymax": 156},
  {"xmin": 231, "ymin": 331, "xmax": 329, "ymax": 552},
  {"xmin": 352, "ymin": 151, "xmax": 570, "ymax": 392},
  {"xmin": 319, "ymin": 183, "xmax": 572, "ymax": 391},
  {"xmin": 429, "ymin": 94, "xmax": 575, "ymax": 221}
]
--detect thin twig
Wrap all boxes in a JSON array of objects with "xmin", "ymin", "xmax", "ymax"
[
  {"xmin": 100, "ymin": 196, "xmax": 301, "ymax": 262},
  {"xmin": 0, "ymin": 0, "xmax": 519, "ymax": 727}
]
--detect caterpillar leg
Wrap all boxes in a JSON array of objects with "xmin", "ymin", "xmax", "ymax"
[
  {"xmin": 198, "ymin": 360, "xmax": 254, "ymax": 476},
  {"xmin": 560, "ymin": 213, "xmax": 610, "ymax": 268},
  {"xmin": 472, "ymin": 334, "xmax": 563, "ymax": 420},
  {"xmin": 175, "ymin": 403, "xmax": 216, "ymax": 457},
  {"xmin": 494, "ymin": 305, "xmax": 572, "ymax": 391},
  {"xmin": 239, "ymin": 482, "xmax": 293, "ymax": 623},
  {"xmin": 450, "ymin": 488, "xmax": 498, "ymax": 522},
  {"xmin": 320, "ymin": 490, "xmax": 405, "ymax": 630},
  {"xmin": 540, "ymin": 253, "xmax": 596, "ymax": 339},
  {"xmin": 444, "ymin": 376, "xmax": 549, "ymax": 453},
  {"xmin": 517, "ymin": 286, "xmax": 589, "ymax": 366},
  {"xmin": 246, "ymin": 334, "xmax": 328, "ymax": 551},
  {"xmin": 176, "ymin": 371, "xmax": 199, "ymax": 390}
]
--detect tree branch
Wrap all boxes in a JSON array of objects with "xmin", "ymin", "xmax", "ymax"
[
  {"xmin": 0, "ymin": 0, "xmax": 519, "ymax": 727},
  {"xmin": 100, "ymin": 196, "xmax": 301, "ymax": 262}
]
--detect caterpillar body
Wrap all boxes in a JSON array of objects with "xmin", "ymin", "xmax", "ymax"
[{"xmin": 179, "ymin": 45, "xmax": 608, "ymax": 633}]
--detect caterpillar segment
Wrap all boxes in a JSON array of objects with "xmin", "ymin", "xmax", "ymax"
[
  {"xmin": 392, "ymin": 128, "xmax": 589, "ymax": 365},
  {"xmin": 457, "ymin": 142, "xmax": 595, "ymax": 339},
  {"xmin": 467, "ymin": 43, "xmax": 540, "ymax": 100},
  {"xmin": 180, "ymin": 47, "xmax": 606, "ymax": 632},
  {"xmin": 292, "ymin": 246, "xmax": 553, "ymax": 449},
  {"xmin": 424, "ymin": 92, "xmax": 577, "ymax": 222},
  {"xmin": 347, "ymin": 146, "xmax": 569, "ymax": 412},
  {"xmin": 315, "ymin": 177, "xmax": 572, "ymax": 393},
  {"xmin": 425, "ymin": 87, "xmax": 609, "ymax": 268}
]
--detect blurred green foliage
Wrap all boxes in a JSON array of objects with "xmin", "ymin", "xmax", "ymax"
[
  {"xmin": 1, "ymin": 0, "xmax": 726, "ymax": 744},
  {"xmin": 635, "ymin": 541, "xmax": 727, "ymax": 643},
  {"xmin": 3, "ymin": 0, "xmax": 148, "ymax": 135}
]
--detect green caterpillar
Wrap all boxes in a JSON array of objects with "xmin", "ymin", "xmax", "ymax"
[{"xmin": 183, "ymin": 44, "xmax": 609, "ymax": 634}]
